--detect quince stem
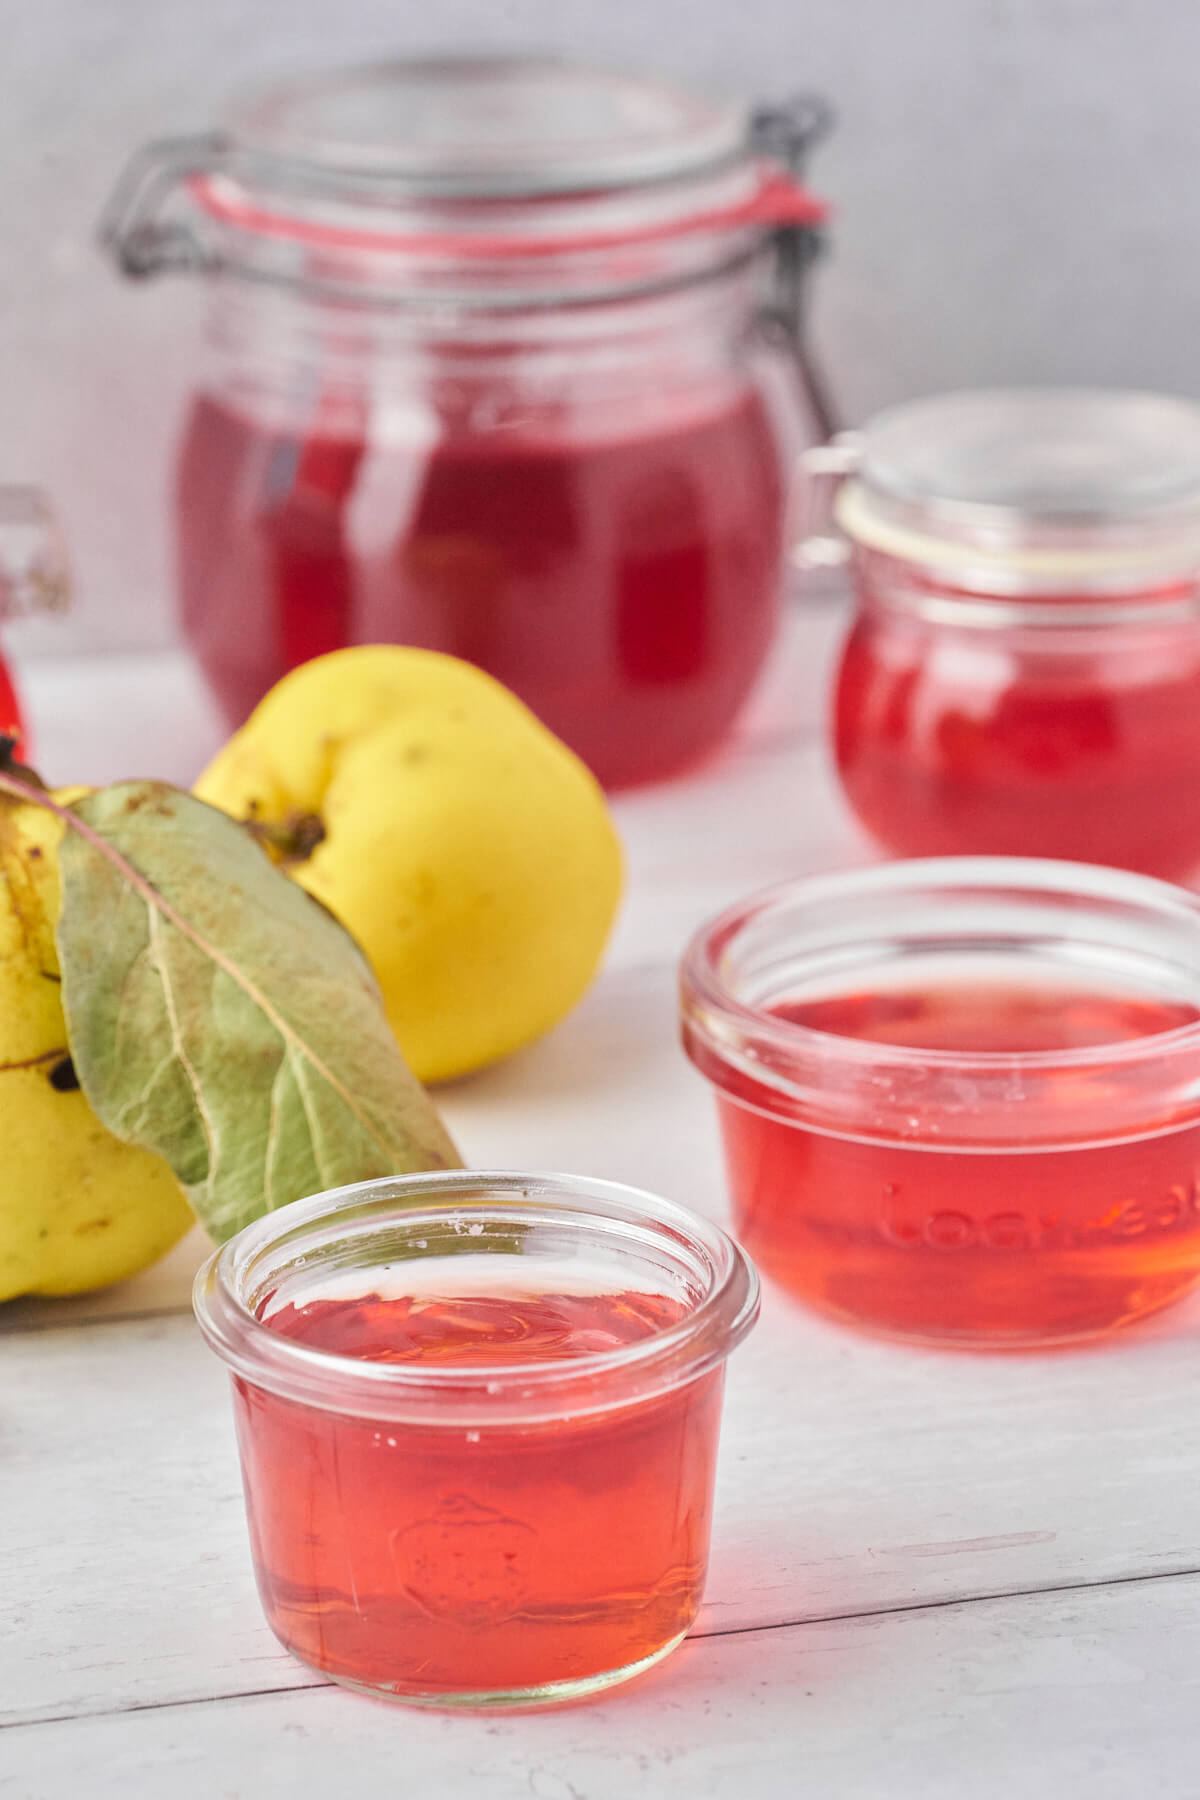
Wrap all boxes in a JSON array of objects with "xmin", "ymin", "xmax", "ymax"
[
  {"xmin": 0, "ymin": 734, "xmax": 48, "ymax": 793},
  {"xmin": 244, "ymin": 810, "xmax": 327, "ymax": 865}
]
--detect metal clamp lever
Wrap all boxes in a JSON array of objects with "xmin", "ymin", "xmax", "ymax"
[
  {"xmin": 748, "ymin": 94, "xmax": 837, "ymax": 439},
  {"xmin": 98, "ymin": 134, "xmax": 230, "ymax": 278}
]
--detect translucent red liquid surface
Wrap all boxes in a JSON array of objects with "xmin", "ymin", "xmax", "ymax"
[
  {"xmin": 835, "ymin": 604, "xmax": 1200, "ymax": 878},
  {"xmin": 715, "ymin": 982, "xmax": 1200, "ymax": 1346},
  {"xmin": 236, "ymin": 1286, "xmax": 721, "ymax": 1699},
  {"xmin": 177, "ymin": 386, "xmax": 784, "ymax": 786}
]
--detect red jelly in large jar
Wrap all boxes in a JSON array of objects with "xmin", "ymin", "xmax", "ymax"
[
  {"xmin": 193, "ymin": 1171, "xmax": 758, "ymax": 1708},
  {"xmin": 105, "ymin": 58, "xmax": 828, "ymax": 786},
  {"xmin": 814, "ymin": 390, "xmax": 1200, "ymax": 878},
  {"xmin": 177, "ymin": 378, "xmax": 785, "ymax": 787},
  {"xmin": 681, "ymin": 858, "xmax": 1200, "ymax": 1348}
]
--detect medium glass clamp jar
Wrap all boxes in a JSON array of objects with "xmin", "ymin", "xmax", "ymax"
[
  {"xmin": 799, "ymin": 388, "xmax": 1200, "ymax": 880},
  {"xmin": 101, "ymin": 56, "xmax": 831, "ymax": 787}
]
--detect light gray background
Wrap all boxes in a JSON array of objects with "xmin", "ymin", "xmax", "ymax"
[{"xmin": 5, "ymin": 0, "xmax": 1198, "ymax": 654}]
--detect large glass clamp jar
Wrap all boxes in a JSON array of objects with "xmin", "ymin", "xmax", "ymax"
[
  {"xmin": 799, "ymin": 388, "xmax": 1200, "ymax": 880},
  {"xmin": 101, "ymin": 56, "xmax": 830, "ymax": 787}
]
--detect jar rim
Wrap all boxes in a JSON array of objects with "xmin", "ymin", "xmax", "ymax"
[
  {"xmin": 193, "ymin": 1169, "xmax": 759, "ymax": 1423},
  {"xmin": 221, "ymin": 56, "xmax": 749, "ymax": 200},
  {"xmin": 846, "ymin": 563, "xmax": 1200, "ymax": 627},
  {"xmin": 679, "ymin": 857, "xmax": 1200, "ymax": 1149}
]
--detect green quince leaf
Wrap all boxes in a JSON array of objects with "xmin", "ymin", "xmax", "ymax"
[{"xmin": 53, "ymin": 780, "xmax": 462, "ymax": 1242}]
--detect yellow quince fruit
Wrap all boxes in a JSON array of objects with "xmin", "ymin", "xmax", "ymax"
[
  {"xmin": 0, "ymin": 789, "xmax": 193, "ymax": 1300},
  {"xmin": 194, "ymin": 648, "xmax": 624, "ymax": 1083}
]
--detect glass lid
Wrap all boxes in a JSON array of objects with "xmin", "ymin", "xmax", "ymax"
[
  {"xmin": 834, "ymin": 389, "xmax": 1200, "ymax": 593},
  {"xmin": 859, "ymin": 389, "xmax": 1200, "ymax": 519},
  {"xmin": 222, "ymin": 56, "xmax": 749, "ymax": 198}
]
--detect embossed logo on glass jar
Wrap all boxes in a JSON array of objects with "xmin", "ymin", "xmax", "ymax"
[
  {"xmin": 878, "ymin": 1177, "xmax": 1200, "ymax": 1255},
  {"xmin": 392, "ymin": 1493, "xmax": 537, "ymax": 1629}
]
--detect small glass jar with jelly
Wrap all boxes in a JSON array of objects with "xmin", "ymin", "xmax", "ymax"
[
  {"xmin": 194, "ymin": 1168, "xmax": 759, "ymax": 1707},
  {"xmin": 681, "ymin": 855, "xmax": 1200, "ymax": 1348}
]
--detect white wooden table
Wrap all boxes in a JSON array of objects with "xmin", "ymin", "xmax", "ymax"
[{"xmin": 6, "ymin": 597, "xmax": 1200, "ymax": 1799}]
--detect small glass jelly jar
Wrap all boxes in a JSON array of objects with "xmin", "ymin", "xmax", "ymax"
[
  {"xmin": 193, "ymin": 1169, "xmax": 759, "ymax": 1708},
  {"xmin": 102, "ymin": 56, "xmax": 829, "ymax": 787},
  {"xmin": 803, "ymin": 389, "xmax": 1200, "ymax": 879},
  {"xmin": 680, "ymin": 857, "xmax": 1200, "ymax": 1348}
]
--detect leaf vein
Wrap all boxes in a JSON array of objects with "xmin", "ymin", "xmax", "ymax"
[
  {"xmin": 263, "ymin": 1046, "xmax": 296, "ymax": 1215},
  {"xmin": 68, "ymin": 802, "xmax": 393, "ymax": 1156},
  {"xmin": 292, "ymin": 1052, "xmax": 336, "ymax": 1189},
  {"xmin": 147, "ymin": 906, "xmax": 217, "ymax": 1184}
]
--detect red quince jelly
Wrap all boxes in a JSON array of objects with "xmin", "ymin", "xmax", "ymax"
[
  {"xmin": 235, "ymin": 1285, "xmax": 722, "ymax": 1699},
  {"xmin": 716, "ymin": 980, "xmax": 1200, "ymax": 1346}
]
